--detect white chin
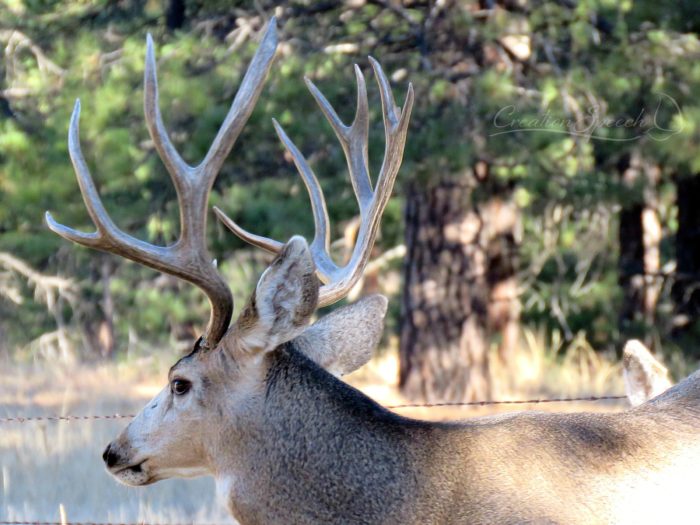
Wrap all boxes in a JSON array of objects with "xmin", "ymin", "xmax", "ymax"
[{"xmin": 158, "ymin": 465, "xmax": 210, "ymax": 479}]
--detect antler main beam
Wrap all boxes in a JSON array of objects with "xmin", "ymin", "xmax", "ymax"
[
  {"xmin": 215, "ymin": 57, "xmax": 414, "ymax": 307},
  {"xmin": 46, "ymin": 19, "xmax": 278, "ymax": 349}
]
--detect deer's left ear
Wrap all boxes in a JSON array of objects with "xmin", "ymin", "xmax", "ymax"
[
  {"xmin": 233, "ymin": 236, "xmax": 319, "ymax": 353},
  {"xmin": 292, "ymin": 294, "xmax": 388, "ymax": 376}
]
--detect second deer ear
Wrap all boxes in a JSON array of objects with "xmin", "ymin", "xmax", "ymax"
[
  {"xmin": 292, "ymin": 294, "xmax": 388, "ymax": 376},
  {"xmin": 233, "ymin": 236, "xmax": 319, "ymax": 354},
  {"xmin": 623, "ymin": 339, "xmax": 672, "ymax": 406}
]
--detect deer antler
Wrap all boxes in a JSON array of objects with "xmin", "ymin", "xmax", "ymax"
[
  {"xmin": 214, "ymin": 58, "xmax": 414, "ymax": 307},
  {"xmin": 46, "ymin": 19, "xmax": 278, "ymax": 349}
]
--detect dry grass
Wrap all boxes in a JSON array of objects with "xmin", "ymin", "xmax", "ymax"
[
  {"xmin": 1, "ymin": 360, "xmax": 227, "ymax": 522},
  {"xmin": 349, "ymin": 329, "xmax": 629, "ymax": 420},
  {"xmin": 0, "ymin": 331, "xmax": 650, "ymax": 521}
]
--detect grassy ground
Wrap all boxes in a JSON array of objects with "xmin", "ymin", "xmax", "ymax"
[{"xmin": 0, "ymin": 331, "xmax": 679, "ymax": 522}]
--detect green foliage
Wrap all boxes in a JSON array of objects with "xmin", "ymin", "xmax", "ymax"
[{"xmin": 2, "ymin": 0, "xmax": 700, "ymax": 360}]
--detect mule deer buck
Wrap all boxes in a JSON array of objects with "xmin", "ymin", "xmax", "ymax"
[
  {"xmin": 48, "ymin": 18, "xmax": 700, "ymax": 525},
  {"xmin": 623, "ymin": 339, "xmax": 673, "ymax": 406}
]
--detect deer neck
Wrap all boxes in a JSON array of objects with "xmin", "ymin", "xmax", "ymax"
[{"xmin": 211, "ymin": 343, "xmax": 431, "ymax": 523}]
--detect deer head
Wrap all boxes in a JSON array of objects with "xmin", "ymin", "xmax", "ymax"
[{"xmin": 47, "ymin": 18, "xmax": 413, "ymax": 488}]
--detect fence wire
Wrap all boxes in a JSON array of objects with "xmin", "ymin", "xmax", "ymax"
[
  {"xmin": 0, "ymin": 395, "xmax": 627, "ymax": 525},
  {"xmin": 386, "ymin": 395, "xmax": 626, "ymax": 409},
  {"xmin": 0, "ymin": 522, "xmax": 224, "ymax": 525},
  {"xmin": 0, "ymin": 395, "xmax": 626, "ymax": 423}
]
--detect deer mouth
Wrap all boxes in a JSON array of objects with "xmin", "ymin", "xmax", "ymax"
[
  {"xmin": 112, "ymin": 459, "xmax": 144, "ymax": 474},
  {"xmin": 111, "ymin": 459, "xmax": 153, "ymax": 486}
]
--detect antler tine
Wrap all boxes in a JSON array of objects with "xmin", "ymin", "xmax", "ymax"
[
  {"xmin": 213, "ymin": 117, "xmax": 336, "ymax": 282},
  {"xmin": 199, "ymin": 18, "xmax": 278, "ymax": 181},
  {"xmin": 47, "ymin": 19, "xmax": 279, "ymax": 349},
  {"xmin": 304, "ymin": 65, "xmax": 372, "ymax": 212},
  {"xmin": 271, "ymin": 119, "xmax": 335, "ymax": 280},
  {"xmin": 213, "ymin": 207, "xmax": 285, "ymax": 255},
  {"xmin": 369, "ymin": 56, "xmax": 414, "ymax": 191},
  {"xmin": 143, "ymin": 34, "xmax": 189, "ymax": 192},
  {"xmin": 46, "ymin": 100, "xmax": 119, "ymax": 247},
  {"xmin": 315, "ymin": 61, "xmax": 413, "ymax": 306},
  {"xmin": 216, "ymin": 58, "xmax": 413, "ymax": 308}
]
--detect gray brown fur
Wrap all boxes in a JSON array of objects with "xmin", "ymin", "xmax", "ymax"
[{"xmin": 218, "ymin": 343, "xmax": 700, "ymax": 524}]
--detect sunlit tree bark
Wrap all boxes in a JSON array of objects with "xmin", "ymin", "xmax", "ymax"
[{"xmin": 400, "ymin": 175, "xmax": 500, "ymax": 402}]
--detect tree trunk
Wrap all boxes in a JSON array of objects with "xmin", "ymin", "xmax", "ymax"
[
  {"xmin": 618, "ymin": 201, "xmax": 645, "ymax": 326},
  {"xmin": 480, "ymin": 163, "xmax": 521, "ymax": 366},
  {"xmin": 617, "ymin": 152, "xmax": 662, "ymax": 347},
  {"xmin": 166, "ymin": 0, "xmax": 186, "ymax": 31},
  {"xmin": 98, "ymin": 258, "xmax": 116, "ymax": 358},
  {"xmin": 673, "ymin": 173, "xmax": 700, "ymax": 335},
  {"xmin": 81, "ymin": 258, "xmax": 116, "ymax": 359},
  {"xmin": 399, "ymin": 178, "xmax": 491, "ymax": 403}
]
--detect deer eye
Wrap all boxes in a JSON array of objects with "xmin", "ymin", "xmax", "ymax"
[{"xmin": 171, "ymin": 379, "xmax": 192, "ymax": 396}]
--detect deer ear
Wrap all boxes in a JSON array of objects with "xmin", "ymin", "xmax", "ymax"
[
  {"xmin": 233, "ymin": 236, "xmax": 319, "ymax": 353},
  {"xmin": 623, "ymin": 339, "xmax": 672, "ymax": 406},
  {"xmin": 292, "ymin": 294, "xmax": 388, "ymax": 376}
]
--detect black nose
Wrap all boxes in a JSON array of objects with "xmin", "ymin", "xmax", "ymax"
[{"xmin": 103, "ymin": 443, "xmax": 120, "ymax": 468}]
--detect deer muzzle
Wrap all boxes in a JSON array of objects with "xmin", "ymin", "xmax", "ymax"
[{"xmin": 102, "ymin": 440, "xmax": 153, "ymax": 486}]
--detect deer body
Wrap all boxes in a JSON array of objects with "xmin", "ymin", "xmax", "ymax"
[{"xmin": 207, "ymin": 344, "xmax": 700, "ymax": 525}]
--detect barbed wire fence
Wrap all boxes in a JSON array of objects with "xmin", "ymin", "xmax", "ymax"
[
  {"xmin": 1, "ymin": 510, "xmax": 377, "ymax": 524},
  {"xmin": 0, "ymin": 395, "xmax": 627, "ymax": 424},
  {"xmin": 1, "ymin": 393, "xmax": 627, "ymax": 524},
  {"xmin": 1, "ymin": 520, "xmax": 226, "ymax": 525}
]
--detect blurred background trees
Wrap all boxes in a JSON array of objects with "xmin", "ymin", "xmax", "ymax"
[{"xmin": 1, "ymin": 0, "xmax": 699, "ymax": 402}]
